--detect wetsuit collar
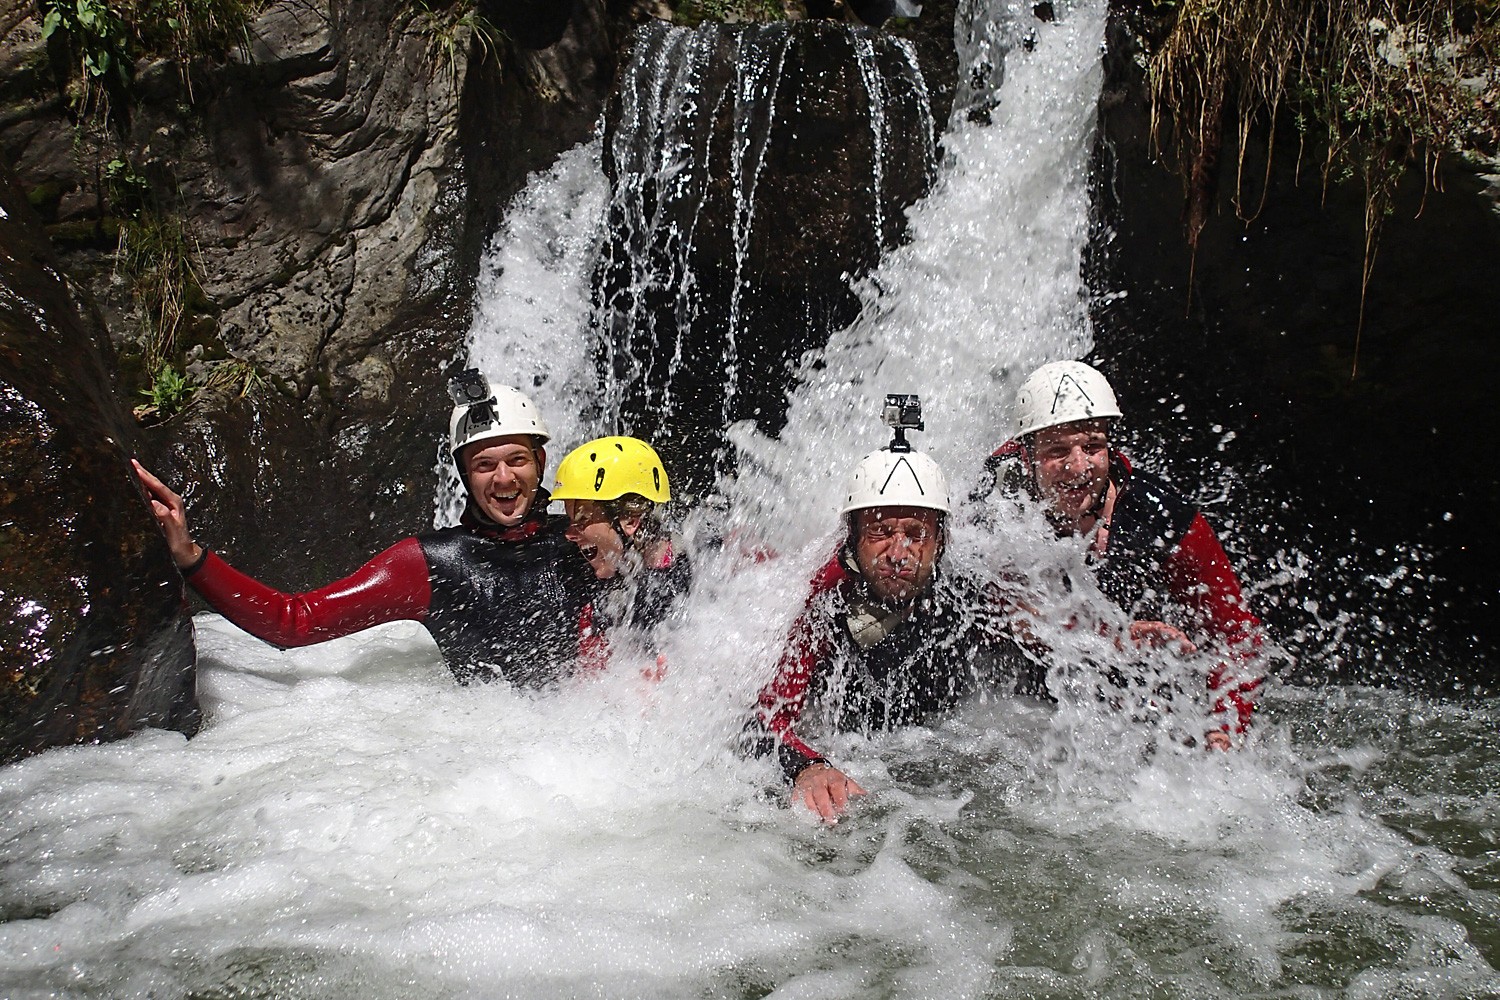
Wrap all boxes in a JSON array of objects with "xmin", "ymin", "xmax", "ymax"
[{"xmin": 461, "ymin": 487, "xmax": 555, "ymax": 542}]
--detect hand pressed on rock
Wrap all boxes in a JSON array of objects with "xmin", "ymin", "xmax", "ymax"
[{"xmin": 132, "ymin": 459, "xmax": 202, "ymax": 570}]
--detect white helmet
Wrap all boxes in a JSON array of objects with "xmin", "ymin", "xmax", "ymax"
[
  {"xmin": 1012, "ymin": 360, "xmax": 1123, "ymax": 439},
  {"xmin": 839, "ymin": 448, "xmax": 950, "ymax": 516},
  {"xmin": 447, "ymin": 373, "xmax": 550, "ymax": 466}
]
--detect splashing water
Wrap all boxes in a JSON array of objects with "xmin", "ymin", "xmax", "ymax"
[{"xmin": 3, "ymin": 2, "xmax": 1498, "ymax": 998}]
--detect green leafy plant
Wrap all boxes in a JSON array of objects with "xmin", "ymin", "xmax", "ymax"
[
  {"xmin": 39, "ymin": 0, "xmax": 256, "ymax": 119},
  {"xmin": 104, "ymin": 157, "xmax": 150, "ymax": 217},
  {"xmin": 40, "ymin": 0, "xmax": 131, "ymax": 117},
  {"xmin": 138, "ymin": 363, "xmax": 194, "ymax": 417}
]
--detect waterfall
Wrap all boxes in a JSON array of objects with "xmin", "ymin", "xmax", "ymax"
[{"xmin": 725, "ymin": 0, "xmax": 1101, "ymax": 551}]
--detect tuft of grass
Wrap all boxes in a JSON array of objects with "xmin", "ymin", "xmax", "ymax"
[
  {"xmin": 106, "ymin": 156, "xmax": 225, "ymax": 421},
  {"xmin": 201, "ymin": 358, "xmax": 261, "ymax": 398},
  {"xmin": 1147, "ymin": 0, "xmax": 1500, "ymax": 377},
  {"xmin": 408, "ymin": 0, "xmax": 506, "ymax": 90},
  {"xmin": 115, "ymin": 203, "xmax": 200, "ymax": 372}
]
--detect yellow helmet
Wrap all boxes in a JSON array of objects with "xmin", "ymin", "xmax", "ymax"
[{"xmin": 551, "ymin": 436, "xmax": 671, "ymax": 504}]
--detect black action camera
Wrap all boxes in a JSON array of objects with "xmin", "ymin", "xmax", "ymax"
[
  {"xmin": 448, "ymin": 368, "xmax": 492, "ymax": 406},
  {"xmin": 448, "ymin": 368, "xmax": 496, "ymax": 427},
  {"xmin": 883, "ymin": 393, "xmax": 923, "ymax": 452}
]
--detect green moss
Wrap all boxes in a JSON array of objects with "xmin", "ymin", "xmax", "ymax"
[
  {"xmin": 24, "ymin": 180, "xmax": 67, "ymax": 221},
  {"xmin": 46, "ymin": 216, "xmax": 121, "ymax": 250}
]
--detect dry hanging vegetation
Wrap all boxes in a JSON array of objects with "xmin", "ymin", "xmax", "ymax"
[{"xmin": 1147, "ymin": 0, "xmax": 1500, "ymax": 373}]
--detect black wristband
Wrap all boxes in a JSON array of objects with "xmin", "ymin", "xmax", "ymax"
[
  {"xmin": 180, "ymin": 546, "xmax": 209, "ymax": 578},
  {"xmin": 779, "ymin": 744, "xmax": 829, "ymax": 785}
]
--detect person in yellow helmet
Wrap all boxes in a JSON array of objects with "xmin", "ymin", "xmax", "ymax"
[{"xmin": 551, "ymin": 436, "xmax": 691, "ymax": 655}]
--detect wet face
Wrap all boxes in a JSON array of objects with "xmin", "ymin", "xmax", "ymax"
[
  {"xmin": 564, "ymin": 500, "xmax": 643, "ymax": 580},
  {"xmin": 463, "ymin": 436, "xmax": 543, "ymax": 527},
  {"xmin": 853, "ymin": 506, "xmax": 942, "ymax": 605},
  {"xmin": 1030, "ymin": 419, "xmax": 1110, "ymax": 531}
]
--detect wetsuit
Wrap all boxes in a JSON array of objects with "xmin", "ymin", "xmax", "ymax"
[
  {"xmin": 755, "ymin": 554, "xmax": 1031, "ymax": 782},
  {"xmin": 186, "ymin": 490, "xmax": 598, "ymax": 686},
  {"xmin": 983, "ymin": 442, "xmax": 1264, "ymax": 732},
  {"xmin": 582, "ymin": 537, "xmax": 693, "ymax": 675}
]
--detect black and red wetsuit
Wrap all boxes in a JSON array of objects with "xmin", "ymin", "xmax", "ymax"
[
  {"xmin": 186, "ymin": 491, "xmax": 599, "ymax": 686},
  {"xmin": 984, "ymin": 442, "xmax": 1264, "ymax": 732},
  {"xmin": 754, "ymin": 555, "xmax": 1030, "ymax": 782}
]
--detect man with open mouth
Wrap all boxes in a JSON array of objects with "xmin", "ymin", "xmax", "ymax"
[
  {"xmin": 134, "ymin": 369, "xmax": 598, "ymax": 687},
  {"xmin": 980, "ymin": 359, "xmax": 1265, "ymax": 748}
]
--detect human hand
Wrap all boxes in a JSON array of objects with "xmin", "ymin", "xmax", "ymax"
[
  {"xmin": 1204, "ymin": 730, "xmax": 1232, "ymax": 751},
  {"xmin": 791, "ymin": 762, "xmax": 867, "ymax": 824},
  {"xmin": 1127, "ymin": 620, "xmax": 1197, "ymax": 656},
  {"xmin": 132, "ymin": 459, "xmax": 202, "ymax": 569},
  {"xmin": 640, "ymin": 654, "xmax": 668, "ymax": 683}
]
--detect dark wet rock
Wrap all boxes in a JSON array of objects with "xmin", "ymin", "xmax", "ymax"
[
  {"xmin": 479, "ymin": 0, "xmax": 581, "ymax": 50},
  {"xmin": 0, "ymin": 171, "xmax": 198, "ymax": 764}
]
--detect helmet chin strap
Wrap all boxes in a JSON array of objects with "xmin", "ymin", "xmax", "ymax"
[
  {"xmin": 608, "ymin": 512, "xmax": 633, "ymax": 552},
  {"xmin": 607, "ymin": 499, "xmax": 661, "ymax": 557}
]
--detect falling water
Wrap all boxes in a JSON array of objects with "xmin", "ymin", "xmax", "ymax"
[{"xmin": 2, "ymin": 2, "xmax": 1498, "ymax": 998}]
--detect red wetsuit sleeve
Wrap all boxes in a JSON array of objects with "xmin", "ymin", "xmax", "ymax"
[
  {"xmin": 756, "ymin": 557, "xmax": 845, "ymax": 774},
  {"xmin": 187, "ymin": 539, "xmax": 432, "ymax": 647},
  {"xmin": 1163, "ymin": 513, "xmax": 1265, "ymax": 732}
]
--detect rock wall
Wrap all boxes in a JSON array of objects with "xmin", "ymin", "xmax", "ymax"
[
  {"xmin": 0, "ymin": 171, "xmax": 198, "ymax": 762},
  {"xmin": 1, "ymin": 0, "xmax": 621, "ymax": 590}
]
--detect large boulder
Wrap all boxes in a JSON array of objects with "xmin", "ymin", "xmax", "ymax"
[{"xmin": 0, "ymin": 170, "xmax": 197, "ymax": 763}]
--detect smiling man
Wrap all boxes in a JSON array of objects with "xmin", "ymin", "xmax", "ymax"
[
  {"xmin": 981, "ymin": 360, "xmax": 1265, "ymax": 747},
  {"xmin": 135, "ymin": 370, "xmax": 597, "ymax": 686},
  {"xmin": 754, "ymin": 398, "xmax": 1032, "ymax": 823}
]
